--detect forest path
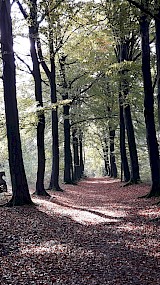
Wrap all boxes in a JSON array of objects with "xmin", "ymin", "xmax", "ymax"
[{"xmin": 0, "ymin": 177, "xmax": 160, "ymax": 285}]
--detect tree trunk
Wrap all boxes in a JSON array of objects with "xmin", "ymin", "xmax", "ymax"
[
  {"xmin": 123, "ymin": 103, "xmax": 140, "ymax": 183},
  {"xmin": 0, "ymin": 0, "xmax": 32, "ymax": 206},
  {"xmin": 72, "ymin": 129, "xmax": 80, "ymax": 182},
  {"xmin": 29, "ymin": 0, "xmax": 48, "ymax": 196},
  {"xmin": 120, "ymin": 42, "xmax": 141, "ymax": 184},
  {"xmin": 37, "ymin": 17, "xmax": 62, "ymax": 191},
  {"xmin": 140, "ymin": 11, "xmax": 160, "ymax": 197},
  {"xmin": 59, "ymin": 55, "xmax": 73, "ymax": 184},
  {"xmin": 79, "ymin": 131, "xmax": 84, "ymax": 178},
  {"xmin": 63, "ymin": 101, "xmax": 72, "ymax": 184},
  {"xmin": 119, "ymin": 92, "xmax": 130, "ymax": 182},
  {"xmin": 102, "ymin": 139, "xmax": 110, "ymax": 176},
  {"xmin": 155, "ymin": 3, "xmax": 160, "ymax": 129},
  {"xmin": 109, "ymin": 129, "xmax": 118, "ymax": 178},
  {"xmin": 47, "ymin": 61, "xmax": 62, "ymax": 191}
]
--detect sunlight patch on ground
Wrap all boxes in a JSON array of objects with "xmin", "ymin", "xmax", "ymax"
[
  {"xmin": 85, "ymin": 179, "xmax": 120, "ymax": 184},
  {"xmin": 34, "ymin": 198, "xmax": 120, "ymax": 225},
  {"xmin": 92, "ymin": 207, "xmax": 127, "ymax": 218},
  {"xmin": 116, "ymin": 223, "xmax": 143, "ymax": 232},
  {"xmin": 138, "ymin": 208, "xmax": 160, "ymax": 219},
  {"xmin": 21, "ymin": 243, "xmax": 66, "ymax": 255},
  {"xmin": 21, "ymin": 241, "xmax": 95, "ymax": 257}
]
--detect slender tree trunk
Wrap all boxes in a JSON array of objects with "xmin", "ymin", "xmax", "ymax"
[
  {"xmin": 29, "ymin": 0, "xmax": 48, "ymax": 196},
  {"xmin": 140, "ymin": 11, "xmax": 160, "ymax": 197},
  {"xmin": 59, "ymin": 55, "xmax": 73, "ymax": 184},
  {"xmin": 79, "ymin": 131, "xmax": 84, "ymax": 178},
  {"xmin": 102, "ymin": 138, "xmax": 110, "ymax": 176},
  {"xmin": 119, "ymin": 92, "xmax": 130, "ymax": 182},
  {"xmin": 120, "ymin": 43, "xmax": 141, "ymax": 184},
  {"xmin": 70, "ymin": 151, "xmax": 74, "ymax": 182},
  {"xmin": 72, "ymin": 129, "xmax": 80, "ymax": 182},
  {"xmin": 109, "ymin": 129, "xmax": 117, "ymax": 178},
  {"xmin": 48, "ymin": 77, "xmax": 60, "ymax": 188},
  {"xmin": 123, "ymin": 103, "xmax": 140, "ymax": 183},
  {"xmin": 37, "ymin": 17, "xmax": 62, "ymax": 191},
  {"xmin": 0, "ymin": 0, "xmax": 32, "ymax": 206},
  {"xmin": 63, "ymin": 101, "xmax": 72, "ymax": 183}
]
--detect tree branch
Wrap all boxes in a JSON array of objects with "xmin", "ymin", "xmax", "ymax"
[
  {"xmin": 15, "ymin": 53, "xmax": 33, "ymax": 75},
  {"xmin": 126, "ymin": 0, "xmax": 160, "ymax": 21},
  {"xmin": 70, "ymin": 115, "xmax": 116, "ymax": 127},
  {"xmin": 16, "ymin": 0, "xmax": 28, "ymax": 19}
]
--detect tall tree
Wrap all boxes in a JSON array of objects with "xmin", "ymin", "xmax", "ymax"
[
  {"xmin": 0, "ymin": 0, "xmax": 32, "ymax": 206},
  {"xmin": 17, "ymin": 0, "xmax": 49, "ymax": 196},
  {"xmin": 104, "ymin": 0, "xmax": 141, "ymax": 183},
  {"xmin": 155, "ymin": 0, "xmax": 160, "ymax": 129},
  {"xmin": 59, "ymin": 54, "xmax": 73, "ymax": 184},
  {"xmin": 140, "ymin": 1, "xmax": 160, "ymax": 197},
  {"xmin": 37, "ymin": 4, "xmax": 62, "ymax": 191}
]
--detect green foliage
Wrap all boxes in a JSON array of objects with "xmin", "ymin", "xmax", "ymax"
[{"xmin": 0, "ymin": 0, "xmax": 158, "ymax": 184}]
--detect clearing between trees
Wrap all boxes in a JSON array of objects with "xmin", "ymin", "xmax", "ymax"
[{"xmin": 0, "ymin": 177, "xmax": 160, "ymax": 285}]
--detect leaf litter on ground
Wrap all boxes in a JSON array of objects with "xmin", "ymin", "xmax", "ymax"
[{"xmin": 0, "ymin": 177, "xmax": 160, "ymax": 285}]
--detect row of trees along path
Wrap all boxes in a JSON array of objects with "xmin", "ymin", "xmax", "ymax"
[{"xmin": 1, "ymin": 0, "xmax": 160, "ymax": 205}]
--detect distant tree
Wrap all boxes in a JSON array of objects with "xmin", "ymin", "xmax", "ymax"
[
  {"xmin": 109, "ymin": 129, "xmax": 117, "ymax": 178},
  {"xmin": 102, "ymin": 137, "xmax": 110, "ymax": 176},
  {"xmin": 0, "ymin": 0, "xmax": 32, "ymax": 206},
  {"xmin": 72, "ymin": 128, "xmax": 80, "ymax": 182}
]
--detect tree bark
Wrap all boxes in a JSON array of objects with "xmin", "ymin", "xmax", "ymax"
[
  {"xmin": 79, "ymin": 131, "xmax": 84, "ymax": 178},
  {"xmin": 119, "ymin": 92, "xmax": 130, "ymax": 182},
  {"xmin": 155, "ymin": 2, "xmax": 160, "ymax": 129},
  {"xmin": 63, "ymin": 102, "xmax": 72, "ymax": 183},
  {"xmin": 102, "ymin": 138, "xmax": 110, "ymax": 176},
  {"xmin": 140, "ymin": 10, "xmax": 160, "ymax": 197},
  {"xmin": 0, "ymin": 0, "xmax": 32, "ymax": 206},
  {"xmin": 72, "ymin": 129, "xmax": 80, "ymax": 182},
  {"xmin": 37, "ymin": 16, "xmax": 62, "ymax": 191},
  {"xmin": 109, "ymin": 129, "xmax": 117, "ymax": 178},
  {"xmin": 59, "ymin": 56, "xmax": 73, "ymax": 184},
  {"xmin": 120, "ymin": 42, "xmax": 141, "ymax": 184},
  {"xmin": 48, "ymin": 79, "xmax": 60, "ymax": 188},
  {"xmin": 29, "ymin": 0, "xmax": 49, "ymax": 196},
  {"xmin": 123, "ymin": 103, "xmax": 140, "ymax": 183}
]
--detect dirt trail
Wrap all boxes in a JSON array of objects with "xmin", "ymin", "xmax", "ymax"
[{"xmin": 0, "ymin": 177, "xmax": 160, "ymax": 285}]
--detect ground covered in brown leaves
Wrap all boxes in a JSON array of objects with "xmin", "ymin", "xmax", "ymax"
[{"xmin": 0, "ymin": 177, "xmax": 160, "ymax": 285}]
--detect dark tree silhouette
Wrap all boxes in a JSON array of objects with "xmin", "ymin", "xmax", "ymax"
[
  {"xmin": 17, "ymin": 0, "xmax": 49, "ymax": 196},
  {"xmin": 0, "ymin": 0, "xmax": 32, "ymax": 206},
  {"xmin": 140, "ymin": 8, "xmax": 160, "ymax": 197},
  {"xmin": 59, "ymin": 55, "xmax": 73, "ymax": 184},
  {"xmin": 37, "ymin": 8, "xmax": 62, "ymax": 192}
]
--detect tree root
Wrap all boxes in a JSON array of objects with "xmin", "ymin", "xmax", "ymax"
[
  {"xmin": 32, "ymin": 190, "xmax": 50, "ymax": 197},
  {"xmin": 47, "ymin": 187, "xmax": 64, "ymax": 192},
  {"xmin": 123, "ymin": 179, "xmax": 142, "ymax": 187},
  {"xmin": 138, "ymin": 186, "xmax": 160, "ymax": 199},
  {"xmin": 0, "ymin": 196, "xmax": 34, "ymax": 207}
]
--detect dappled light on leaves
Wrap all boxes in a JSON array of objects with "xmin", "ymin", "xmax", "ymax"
[{"xmin": 34, "ymin": 197, "xmax": 122, "ymax": 225}]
